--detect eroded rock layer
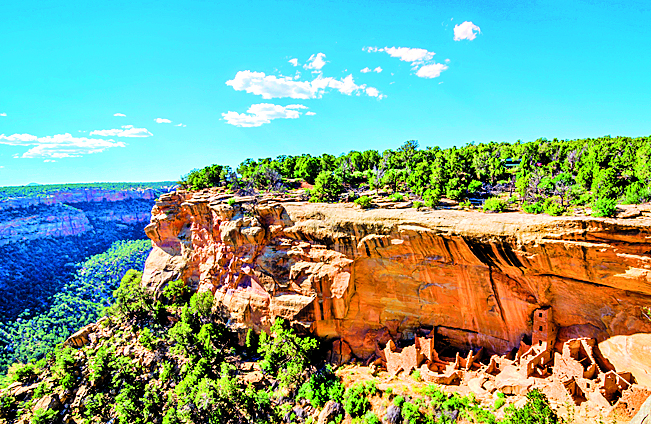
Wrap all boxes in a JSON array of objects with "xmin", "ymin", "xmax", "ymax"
[{"xmin": 142, "ymin": 190, "xmax": 651, "ymax": 366}]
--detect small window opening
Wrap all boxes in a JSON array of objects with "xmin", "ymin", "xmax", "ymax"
[
  {"xmin": 539, "ymin": 326, "xmax": 543, "ymax": 331},
  {"xmin": 539, "ymin": 340, "xmax": 542, "ymax": 346},
  {"xmin": 539, "ymin": 312, "xmax": 543, "ymax": 318}
]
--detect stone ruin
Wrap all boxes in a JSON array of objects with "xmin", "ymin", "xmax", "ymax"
[{"xmin": 380, "ymin": 307, "xmax": 650, "ymax": 413}]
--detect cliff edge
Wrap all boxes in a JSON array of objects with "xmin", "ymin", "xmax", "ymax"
[{"xmin": 142, "ymin": 190, "xmax": 651, "ymax": 378}]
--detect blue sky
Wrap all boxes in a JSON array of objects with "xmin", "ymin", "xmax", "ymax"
[{"xmin": 1, "ymin": 0, "xmax": 650, "ymax": 186}]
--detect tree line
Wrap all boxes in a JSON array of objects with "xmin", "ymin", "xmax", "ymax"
[{"xmin": 179, "ymin": 135, "xmax": 651, "ymax": 217}]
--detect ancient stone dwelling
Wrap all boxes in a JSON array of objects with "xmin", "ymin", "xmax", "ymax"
[{"xmin": 381, "ymin": 307, "xmax": 650, "ymax": 414}]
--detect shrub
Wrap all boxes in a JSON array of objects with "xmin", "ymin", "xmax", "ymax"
[
  {"xmin": 412, "ymin": 201, "xmax": 424, "ymax": 209},
  {"xmin": 542, "ymin": 198, "xmax": 565, "ymax": 216},
  {"xmin": 31, "ymin": 408, "xmax": 58, "ymax": 424},
  {"xmin": 354, "ymin": 195, "xmax": 373, "ymax": 209},
  {"xmin": 88, "ymin": 345, "xmax": 111, "ymax": 382},
  {"xmin": 401, "ymin": 401, "xmax": 423, "ymax": 424},
  {"xmin": 422, "ymin": 188, "xmax": 441, "ymax": 208},
  {"xmin": 162, "ymin": 280, "xmax": 188, "ymax": 305},
  {"xmin": 389, "ymin": 193, "xmax": 405, "ymax": 202},
  {"xmin": 139, "ymin": 328, "xmax": 155, "ymax": 350},
  {"xmin": 411, "ymin": 369, "xmax": 421, "ymax": 382},
  {"xmin": 363, "ymin": 411, "xmax": 381, "ymax": 424},
  {"xmin": 522, "ymin": 201, "xmax": 544, "ymax": 214},
  {"xmin": 189, "ymin": 292, "xmax": 213, "ymax": 318},
  {"xmin": 297, "ymin": 366, "xmax": 345, "ymax": 408},
  {"xmin": 110, "ymin": 270, "xmax": 152, "ymax": 317},
  {"xmin": 501, "ymin": 389, "xmax": 559, "ymax": 424},
  {"xmin": 310, "ymin": 171, "xmax": 343, "ymax": 203},
  {"xmin": 494, "ymin": 392, "xmax": 505, "ymax": 410},
  {"xmin": 6, "ymin": 362, "xmax": 38, "ymax": 384},
  {"xmin": 622, "ymin": 182, "xmax": 651, "ymax": 204},
  {"xmin": 483, "ymin": 197, "xmax": 506, "ymax": 213},
  {"xmin": 227, "ymin": 197, "xmax": 236, "ymax": 206},
  {"xmin": 592, "ymin": 197, "xmax": 618, "ymax": 217},
  {"xmin": 344, "ymin": 381, "xmax": 377, "ymax": 418},
  {"xmin": 258, "ymin": 318, "xmax": 318, "ymax": 389}
]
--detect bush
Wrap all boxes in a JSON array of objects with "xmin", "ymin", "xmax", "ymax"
[
  {"xmin": 483, "ymin": 197, "xmax": 506, "ymax": 213},
  {"xmin": 354, "ymin": 196, "xmax": 372, "ymax": 209},
  {"xmin": 310, "ymin": 171, "xmax": 343, "ymax": 203},
  {"xmin": 344, "ymin": 381, "xmax": 377, "ymax": 418},
  {"xmin": 501, "ymin": 389, "xmax": 559, "ymax": 424},
  {"xmin": 522, "ymin": 201, "xmax": 544, "ymax": 214},
  {"xmin": 389, "ymin": 193, "xmax": 405, "ymax": 202},
  {"xmin": 297, "ymin": 367, "xmax": 345, "ymax": 408},
  {"xmin": 258, "ymin": 318, "xmax": 318, "ymax": 389},
  {"xmin": 542, "ymin": 198, "xmax": 565, "ymax": 216},
  {"xmin": 139, "ymin": 328, "xmax": 155, "ymax": 350},
  {"xmin": 162, "ymin": 280, "xmax": 188, "ymax": 306},
  {"xmin": 623, "ymin": 182, "xmax": 651, "ymax": 204},
  {"xmin": 592, "ymin": 197, "xmax": 618, "ymax": 217},
  {"xmin": 31, "ymin": 408, "xmax": 58, "ymax": 424},
  {"xmin": 412, "ymin": 201, "xmax": 424, "ymax": 209}
]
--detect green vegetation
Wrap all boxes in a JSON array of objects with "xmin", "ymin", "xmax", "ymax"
[
  {"xmin": 0, "ymin": 202, "xmax": 152, "ymax": 321},
  {"xmin": 0, "ymin": 239, "xmax": 151, "ymax": 371},
  {"xmin": 354, "ymin": 195, "xmax": 372, "ymax": 209},
  {"xmin": 483, "ymin": 197, "xmax": 507, "ymax": 213},
  {"xmin": 182, "ymin": 136, "xmax": 651, "ymax": 216},
  {"xmin": 0, "ymin": 266, "xmax": 572, "ymax": 423}
]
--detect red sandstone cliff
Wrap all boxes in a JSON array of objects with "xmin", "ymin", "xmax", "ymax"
[{"xmin": 142, "ymin": 190, "xmax": 651, "ymax": 379}]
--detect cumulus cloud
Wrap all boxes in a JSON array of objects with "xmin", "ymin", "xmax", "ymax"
[
  {"xmin": 226, "ymin": 70, "xmax": 382, "ymax": 99},
  {"xmin": 304, "ymin": 53, "xmax": 327, "ymax": 70},
  {"xmin": 175, "ymin": 123, "xmax": 187, "ymax": 127},
  {"xmin": 154, "ymin": 118, "xmax": 172, "ymax": 124},
  {"xmin": 0, "ymin": 113, "xmax": 7, "ymax": 117},
  {"xmin": 113, "ymin": 113, "xmax": 126, "ymax": 117},
  {"xmin": 89, "ymin": 126, "xmax": 153, "ymax": 137},
  {"xmin": 288, "ymin": 58, "xmax": 298, "ymax": 67},
  {"xmin": 44, "ymin": 159, "xmax": 56, "ymax": 162},
  {"xmin": 0, "ymin": 133, "xmax": 126, "ymax": 159},
  {"xmin": 306, "ymin": 111, "xmax": 316, "ymax": 116},
  {"xmin": 366, "ymin": 45, "xmax": 447, "ymax": 79},
  {"xmin": 361, "ymin": 67, "xmax": 371, "ymax": 73},
  {"xmin": 222, "ymin": 103, "xmax": 309, "ymax": 127},
  {"xmin": 454, "ymin": 21, "xmax": 481, "ymax": 41},
  {"xmin": 416, "ymin": 63, "xmax": 448, "ymax": 78}
]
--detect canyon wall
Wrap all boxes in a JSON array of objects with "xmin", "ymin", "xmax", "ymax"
[
  {"xmin": 142, "ymin": 190, "xmax": 651, "ymax": 362},
  {"xmin": 0, "ymin": 188, "xmax": 166, "ymax": 244}
]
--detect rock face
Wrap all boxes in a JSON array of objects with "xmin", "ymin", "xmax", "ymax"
[
  {"xmin": 142, "ymin": 191, "xmax": 651, "ymax": 370},
  {"xmin": 0, "ymin": 188, "xmax": 169, "ymax": 244}
]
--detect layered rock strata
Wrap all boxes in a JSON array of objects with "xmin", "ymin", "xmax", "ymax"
[{"xmin": 142, "ymin": 190, "xmax": 651, "ymax": 377}]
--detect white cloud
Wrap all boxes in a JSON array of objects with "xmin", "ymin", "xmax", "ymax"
[
  {"xmin": 454, "ymin": 21, "xmax": 481, "ymax": 41},
  {"xmin": 0, "ymin": 133, "xmax": 126, "ymax": 159},
  {"xmin": 360, "ymin": 67, "xmax": 371, "ymax": 73},
  {"xmin": 384, "ymin": 47, "xmax": 435, "ymax": 66},
  {"xmin": 288, "ymin": 58, "xmax": 298, "ymax": 67},
  {"xmin": 113, "ymin": 113, "xmax": 126, "ymax": 117},
  {"xmin": 222, "ymin": 103, "xmax": 309, "ymax": 127},
  {"xmin": 154, "ymin": 118, "xmax": 172, "ymax": 124},
  {"xmin": 366, "ymin": 45, "xmax": 447, "ymax": 79},
  {"xmin": 416, "ymin": 63, "xmax": 449, "ymax": 78},
  {"xmin": 44, "ymin": 159, "xmax": 56, "ymax": 162},
  {"xmin": 175, "ymin": 123, "xmax": 187, "ymax": 127},
  {"xmin": 306, "ymin": 111, "xmax": 316, "ymax": 116},
  {"xmin": 226, "ymin": 70, "xmax": 382, "ymax": 99},
  {"xmin": 303, "ymin": 53, "xmax": 327, "ymax": 70},
  {"xmin": 365, "ymin": 87, "xmax": 386, "ymax": 99},
  {"xmin": 89, "ymin": 127, "xmax": 153, "ymax": 137},
  {"xmin": 0, "ymin": 113, "xmax": 6, "ymax": 117}
]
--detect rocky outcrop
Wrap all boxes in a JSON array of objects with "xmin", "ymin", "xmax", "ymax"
[{"xmin": 142, "ymin": 190, "xmax": 651, "ymax": 373}]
